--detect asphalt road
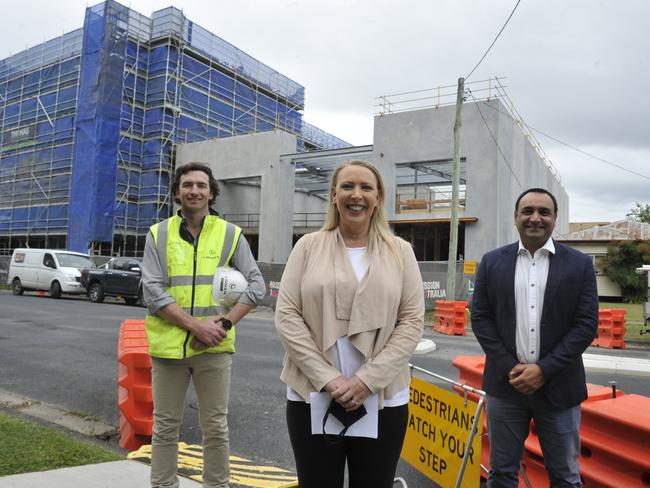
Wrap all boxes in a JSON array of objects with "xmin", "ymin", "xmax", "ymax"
[{"xmin": 1, "ymin": 290, "xmax": 648, "ymax": 487}]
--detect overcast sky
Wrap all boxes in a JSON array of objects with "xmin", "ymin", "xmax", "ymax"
[{"xmin": 2, "ymin": 0, "xmax": 648, "ymax": 223}]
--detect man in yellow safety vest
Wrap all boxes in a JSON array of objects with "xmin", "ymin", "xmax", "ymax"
[{"xmin": 142, "ymin": 162, "xmax": 266, "ymax": 488}]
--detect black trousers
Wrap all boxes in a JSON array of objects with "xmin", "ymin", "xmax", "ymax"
[{"xmin": 286, "ymin": 400, "xmax": 408, "ymax": 488}]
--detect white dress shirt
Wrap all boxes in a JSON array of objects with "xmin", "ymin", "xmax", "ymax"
[{"xmin": 514, "ymin": 237, "xmax": 555, "ymax": 364}]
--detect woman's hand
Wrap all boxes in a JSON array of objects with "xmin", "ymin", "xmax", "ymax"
[
  {"xmin": 324, "ymin": 375, "xmax": 347, "ymax": 394},
  {"xmin": 330, "ymin": 375, "xmax": 372, "ymax": 411}
]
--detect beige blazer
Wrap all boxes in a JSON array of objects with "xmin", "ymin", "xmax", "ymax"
[{"xmin": 275, "ymin": 228, "xmax": 424, "ymax": 407}]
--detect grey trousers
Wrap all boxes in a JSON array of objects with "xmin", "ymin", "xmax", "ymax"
[{"xmin": 150, "ymin": 353, "xmax": 232, "ymax": 488}]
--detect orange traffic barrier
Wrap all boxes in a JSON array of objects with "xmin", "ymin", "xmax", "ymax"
[
  {"xmin": 592, "ymin": 309, "xmax": 627, "ymax": 349},
  {"xmin": 519, "ymin": 450, "xmax": 548, "ymax": 488},
  {"xmin": 583, "ymin": 383, "xmax": 625, "ymax": 403},
  {"xmin": 451, "ymin": 355, "xmax": 484, "ymax": 394},
  {"xmin": 118, "ymin": 319, "xmax": 153, "ymax": 451},
  {"xmin": 521, "ymin": 383, "xmax": 627, "ymax": 487},
  {"xmin": 451, "ymin": 355, "xmax": 641, "ymax": 486},
  {"xmin": 119, "ymin": 413, "xmax": 152, "ymax": 452},
  {"xmin": 579, "ymin": 394, "xmax": 650, "ymax": 487},
  {"xmin": 451, "ymin": 356, "xmax": 489, "ymax": 472},
  {"xmin": 433, "ymin": 300, "xmax": 468, "ymax": 336}
]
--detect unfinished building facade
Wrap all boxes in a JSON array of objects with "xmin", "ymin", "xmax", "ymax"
[{"xmin": 0, "ymin": 0, "xmax": 348, "ymax": 256}]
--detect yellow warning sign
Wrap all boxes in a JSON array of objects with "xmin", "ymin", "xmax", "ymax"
[
  {"xmin": 401, "ymin": 376, "xmax": 483, "ymax": 488},
  {"xmin": 128, "ymin": 443, "xmax": 298, "ymax": 488},
  {"xmin": 463, "ymin": 261, "xmax": 477, "ymax": 275}
]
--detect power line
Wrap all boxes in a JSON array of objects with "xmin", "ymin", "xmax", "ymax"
[
  {"xmin": 529, "ymin": 127, "xmax": 650, "ymax": 181},
  {"xmin": 468, "ymin": 92, "xmax": 524, "ymax": 190},
  {"xmin": 466, "ymin": 0, "xmax": 522, "ymax": 81},
  {"xmin": 472, "ymin": 98, "xmax": 650, "ymax": 181}
]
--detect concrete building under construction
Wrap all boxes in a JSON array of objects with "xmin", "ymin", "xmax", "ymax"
[
  {"xmin": 176, "ymin": 80, "xmax": 568, "ymax": 265},
  {"xmin": 0, "ymin": 0, "xmax": 348, "ymax": 256}
]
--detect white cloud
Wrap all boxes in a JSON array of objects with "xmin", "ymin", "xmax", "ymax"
[{"xmin": 2, "ymin": 0, "xmax": 648, "ymax": 223}]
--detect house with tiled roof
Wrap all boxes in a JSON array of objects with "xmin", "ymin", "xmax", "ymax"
[{"xmin": 557, "ymin": 220, "xmax": 650, "ymax": 298}]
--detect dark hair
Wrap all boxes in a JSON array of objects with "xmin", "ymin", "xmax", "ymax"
[
  {"xmin": 171, "ymin": 162, "xmax": 219, "ymax": 205},
  {"xmin": 514, "ymin": 188, "xmax": 558, "ymax": 215}
]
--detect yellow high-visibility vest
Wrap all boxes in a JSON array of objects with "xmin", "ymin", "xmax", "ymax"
[{"xmin": 145, "ymin": 215, "xmax": 241, "ymax": 359}]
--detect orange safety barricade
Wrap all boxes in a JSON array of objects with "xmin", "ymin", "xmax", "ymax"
[
  {"xmin": 579, "ymin": 394, "xmax": 650, "ymax": 487},
  {"xmin": 433, "ymin": 300, "xmax": 468, "ymax": 336},
  {"xmin": 592, "ymin": 309, "xmax": 627, "ymax": 349},
  {"xmin": 451, "ymin": 355, "xmax": 484, "ymax": 393},
  {"xmin": 119, "ymin": 413, "xmax": 151, "ymax": 452},
  {"xmin": 451, "ymin": 355, "xmax": 638, "ymax": 486},
  {"xmin": 118, "ymin": 319, "xmax": 153, "ymax": 451},
  {"xmin": 451, "ymin": 356, "xmax": 489, "ymax": 474}
]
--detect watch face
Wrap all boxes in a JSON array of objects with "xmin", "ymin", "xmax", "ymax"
[{"xmin": 221, "ymin": 318, "xmax": 233, "ymax": 330}]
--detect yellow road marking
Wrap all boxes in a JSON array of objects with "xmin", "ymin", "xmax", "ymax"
[{"xmin": 128, "ymin": 443, "xmax": 298, "ymax": 488}]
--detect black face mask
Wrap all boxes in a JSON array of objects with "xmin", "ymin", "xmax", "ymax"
[{"xmin": 322, "ymin": 400, "xmax": 367, "ymax": 442}]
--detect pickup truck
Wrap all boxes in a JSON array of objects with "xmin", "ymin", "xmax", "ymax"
[{"xmin": 80, "ymin": 257, "xmax": 143, "ymax": 305}]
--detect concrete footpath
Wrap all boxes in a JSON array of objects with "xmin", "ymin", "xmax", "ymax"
[{"xmin": 0, "ymin": 461, "xmax": 200, "ymax": 487}]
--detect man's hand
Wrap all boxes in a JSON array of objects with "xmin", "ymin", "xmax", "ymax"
[
  {"xmin": 509, "ymin": 363, "xmax": 546, "ymax": 395},
  {"xmin": 191, "ymin": 338, "xmax": 209, "ymax": 350},
  {"xmin": 330, "ymin": 375, "xmax": 372, "ymax": 412},
  {"xmin": 190, "ymin": 317, "xmax": 228, "ymax": 349}
]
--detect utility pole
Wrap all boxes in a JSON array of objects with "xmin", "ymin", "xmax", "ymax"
[{"xmin": 446, "ymin": 77, "xmax": 464, "ymax": 301}]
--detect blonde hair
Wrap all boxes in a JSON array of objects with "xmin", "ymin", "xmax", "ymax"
[{"xmin": 321, "ymin": 160, "xmax": 402, "ymax": 266}]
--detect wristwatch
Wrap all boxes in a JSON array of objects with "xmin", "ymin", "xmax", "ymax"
[{"xmin": 220, "ymin": 317, "xmax": 233, "ymax": 330}]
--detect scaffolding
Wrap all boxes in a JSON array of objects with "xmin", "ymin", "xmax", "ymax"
[
  {"xmin": 0, "ymin": 29, "xmax": 84, "ymax": 253},
  {"xmin": 0, "ymin": 0, "xmax": 349, "ymax": 256}
]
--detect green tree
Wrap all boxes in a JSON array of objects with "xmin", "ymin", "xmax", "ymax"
[
  {"xmin": 600, "ymin": 240, "xmax": 650, "ymax": 302},
  {"xmin": 626, "ymin": 202, "xmax": 650, "ymax": 224}
]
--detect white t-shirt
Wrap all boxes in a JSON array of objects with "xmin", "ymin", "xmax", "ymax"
[{"xmin": 287, "ymin": 247, "xmax": 409, "ymax": 406}]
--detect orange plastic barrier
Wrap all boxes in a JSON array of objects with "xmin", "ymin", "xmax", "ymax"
[
  {"xmin": 118, "ymin": 319, "xmax": 153, "ymax": 451},
  {"xmin": 450, "ymin": 355, "xmax": 643, "ymax": 487},
  {"xmin": 592, "ymin": 309, "xmax": 627, "ymax": 349},
  {"xmin": 578, "ymin": 394, "xmax": 650, "ymax": 487},
  {"xmin": 433, "ymin": 300, "xmax": 468, "ymax": 336},
  {"xmin": 522, "ymin": 384, "xmax": 627, "ymax": 487},
  {"xmin": 451, "ymin": 356, "xmax": 490, "ymax": 472}
]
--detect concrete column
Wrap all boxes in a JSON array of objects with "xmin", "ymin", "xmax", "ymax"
[{"xmin": 258, "ymin": 156, "xmax": 295, "ymax": 263}]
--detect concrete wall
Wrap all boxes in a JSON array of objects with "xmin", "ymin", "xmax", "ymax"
[
  {"xmin": 176, "ymin": 131, "xmax": 297, "ymax": 263},
  {"xmin": 293, "ymin": 192, "xmax": 327, "ymax": 214},
  {"xmin": 373, "ymin": 99, "xmax": 568, "ymax": 261},
  {"xmin": 218, "ymin": 181, "xmax": 261, "ymax": 216}
]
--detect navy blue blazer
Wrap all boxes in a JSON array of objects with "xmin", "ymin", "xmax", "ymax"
[{"xmin": 470, "ymin": 240, "xmax": 598, "ymax": 409}]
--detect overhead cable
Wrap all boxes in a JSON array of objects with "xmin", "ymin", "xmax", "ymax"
[
  {"xmin": 529, "ymin": 127, "xmax": 650, "ymax": 181},
  {"xmin": 474, "ymin": 98, "xmax": 650, "ymax": 181},
  {"xmin": 465, "ymin": 0, "xmax": 522, "ymax": 81}
]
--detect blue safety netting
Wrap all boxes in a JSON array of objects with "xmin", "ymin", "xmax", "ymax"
[
  {"xmin": 0, "ymin": 22, "xmax": 82, "ymax": 240},
  {"xmin": 1, "ymin": 0, "xmax": 349, "ymax": 253},
  {"xmin": 69, "ymin": 3, "xmax": 120, "ymax": 251}
]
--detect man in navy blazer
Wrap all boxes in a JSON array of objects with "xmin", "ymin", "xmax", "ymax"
[{"xmin": 471, "ymin": 188, "xmax": 598, "ymax": 488}]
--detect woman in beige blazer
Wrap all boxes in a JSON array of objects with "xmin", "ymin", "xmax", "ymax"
[{"xmin": 275, "ymin": 160, "xmax": 424, "ymax": 488}]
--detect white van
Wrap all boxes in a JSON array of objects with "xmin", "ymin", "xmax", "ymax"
[{"xmin": 7, "ymin": 248, "xmax": 94, "ymax": 298}]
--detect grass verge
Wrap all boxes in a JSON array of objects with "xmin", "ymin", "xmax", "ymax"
[{"xmin": 0, "ymin": 412, "xmax": 121, "ymax": 476}]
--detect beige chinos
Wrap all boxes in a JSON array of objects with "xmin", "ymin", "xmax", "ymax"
[{"xmin": 150, "ymin": 352, "xmax": 232, "ymax": 488}]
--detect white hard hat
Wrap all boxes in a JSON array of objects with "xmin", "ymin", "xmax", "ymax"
[{"xmin": 212, "ymin": 266, "xmax": 248, "ymax": 307}]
